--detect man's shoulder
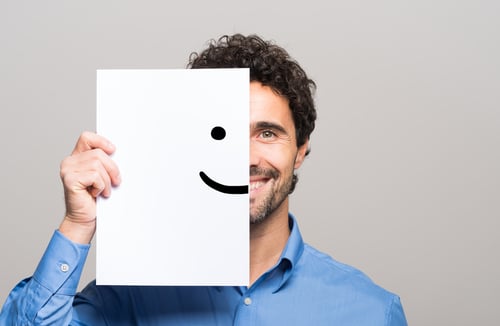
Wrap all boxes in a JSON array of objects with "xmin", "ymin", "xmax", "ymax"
[
  {"xmin": 280, "ymin": 241, "xmax": 407, "ymax": 325},
  {"xmin": 300, "ymin": 243, "xmax": 368, "ymax": 277},
  {"xmin": 297, "ymin": 243, "xmax": 399, "ymax": 301}
]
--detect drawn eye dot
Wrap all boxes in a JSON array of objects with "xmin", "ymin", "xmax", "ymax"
[{"xmin": 211, "ymin": 126, "xmax": 226, "ymax": 140}]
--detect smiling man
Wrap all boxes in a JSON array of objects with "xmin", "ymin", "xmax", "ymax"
[{"xmin": 0, "ymin": 34, "xmax": 407, "ymax": 325}]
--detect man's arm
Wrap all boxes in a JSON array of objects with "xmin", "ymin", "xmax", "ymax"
[
  {"xmin": 0, "ymin": 132, "xmax": 120, "ymax": 324},
  {"xmin": 0, "ymin": 231, "xmax": 90, "ymax": 325}
]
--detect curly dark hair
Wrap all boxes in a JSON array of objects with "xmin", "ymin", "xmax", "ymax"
[{"xmin": 187, "ymin": 34, "xmax": 317, "ymax": 151}]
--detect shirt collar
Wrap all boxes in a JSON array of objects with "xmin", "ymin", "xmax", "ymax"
[{"xmin": 271, "ymin": 213, "xmax": 305, "ymax": 293}]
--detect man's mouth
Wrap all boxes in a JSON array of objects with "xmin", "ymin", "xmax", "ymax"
[
  {"xmin": 249, "ymin": 167, "xmax": 278, "ymax": 194},
  {"xmin": 250, "ymin": 179, "xmax": 268, "ymax": 192}
]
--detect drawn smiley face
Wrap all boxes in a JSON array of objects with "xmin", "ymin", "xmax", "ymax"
[{"xmin": 199, "ymin": 126, "xmax": 248, "ymax": 194}]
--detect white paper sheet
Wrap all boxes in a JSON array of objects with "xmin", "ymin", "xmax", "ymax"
[{"xmin": 96, "ymin": 69, "xmax": 249, "ymax": 286}]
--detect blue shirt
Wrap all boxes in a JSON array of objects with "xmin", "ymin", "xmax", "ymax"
[{"xmin": 1, "ymin": 214, "xmax": 407, "ymax": 325}]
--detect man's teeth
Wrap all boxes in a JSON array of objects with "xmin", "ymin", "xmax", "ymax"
[{"xmin": 250, "ymin": 181, "xmax": 266, "ymax": 191}]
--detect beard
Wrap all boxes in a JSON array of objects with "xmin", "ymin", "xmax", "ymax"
[{"xmin": 249, "ymin": 166, "xmax": 294, "ymax": 224}]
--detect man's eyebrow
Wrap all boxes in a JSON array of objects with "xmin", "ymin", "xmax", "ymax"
[{"xmin": 252, "ymin": 121, "xmax": 288, "ymax": 135}]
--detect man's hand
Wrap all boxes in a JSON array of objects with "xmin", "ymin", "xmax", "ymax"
[{"xmin": 58, "ymin": 132, "xmax": 121, "ymax": 244}]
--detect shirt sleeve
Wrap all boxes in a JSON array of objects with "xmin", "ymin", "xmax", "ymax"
[{"xmin": 0, "ymin": 230, "xmax": 90, "ymax": 325}]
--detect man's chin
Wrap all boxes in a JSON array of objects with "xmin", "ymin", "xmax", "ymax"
[
  {"xmin": 250, "ymin": 217, "xmax": 264, "ymax": 225},
  {"xmin": 249, "ymin": 209, "xmax": 269, "ymax": 225},
  {"xmin": 249, "ymin": 213, "xmax": 264, "ymax": 225}
]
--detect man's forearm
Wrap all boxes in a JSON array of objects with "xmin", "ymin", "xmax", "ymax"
[{"xmin": 0, "ymin": 231, "xmax": 90, "ymax": 325}]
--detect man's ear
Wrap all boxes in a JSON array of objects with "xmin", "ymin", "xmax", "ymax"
[{"xmin": 294, "ymin": 139, "xmax": 309, "ymax": 169}]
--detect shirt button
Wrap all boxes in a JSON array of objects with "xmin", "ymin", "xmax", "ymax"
[
  {"xmin": 244, "ymin": 297, "xmax": 252, "ymax": 305},
  {"xmin": 60, "ymin": 263, "xmax": 70, "ymax": 272}
]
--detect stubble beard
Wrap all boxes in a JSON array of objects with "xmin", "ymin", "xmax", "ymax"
[{"xmin": 249, "ymin": 166, "xmax": 294, "ymax": 225}]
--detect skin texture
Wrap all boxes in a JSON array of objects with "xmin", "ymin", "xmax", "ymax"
[
  {"xmin": 249, "ymin": 82, "xmax": 308, "ymax": 224},
  {"xmin": 57, "ymin": 82, "xmax": 308, "ymax": 286}
]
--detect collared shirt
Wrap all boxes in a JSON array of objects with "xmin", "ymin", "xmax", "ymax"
[{"xmin": 1, "ymin": 214, "xmax": 407, "ymax": 325}]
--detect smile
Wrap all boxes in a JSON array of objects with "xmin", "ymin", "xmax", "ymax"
[{"xmin": 199, "ymin": 171, "xmax": 248, "ymax": 194}]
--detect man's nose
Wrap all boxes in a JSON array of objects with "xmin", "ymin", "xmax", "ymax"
[{"xmin": 250, "ymin": 139, "xmax": 262, "ymax": 167}]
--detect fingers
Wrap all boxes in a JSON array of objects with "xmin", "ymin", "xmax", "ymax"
[
  {"xmin": 80, "ymin": 166, "xmax": 111, "ymax": 198},
  {"xmin": 61, "ymin": 147, "xmax": 121, "ymax": 197},
  {"xmin": 72, "ymin": 131, "xmax": 116, "ymax": 156},
  {"xmin": 62, "ymin": 132, "xmax": 121, "ymax": 201},
  {"xmin": 75, "ymin": 131, "xmax": 121, "ymax": 186}
]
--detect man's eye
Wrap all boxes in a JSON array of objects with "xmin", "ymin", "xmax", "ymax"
[{"xmin": 261, "ymin": 130, "xmax": 275, "ymax": 138}]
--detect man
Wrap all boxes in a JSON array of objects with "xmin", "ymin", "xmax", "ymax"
[{"xmin": 1, "ymin": 34, "xmax": 407, "ymax": 325}]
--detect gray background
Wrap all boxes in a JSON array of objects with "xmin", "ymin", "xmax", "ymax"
[{"xmin": 1, "ymin": 1, "xmax": 499, "ymax": 325}]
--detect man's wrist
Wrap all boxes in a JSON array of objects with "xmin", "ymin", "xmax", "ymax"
[{"xmin": 58, "ymin": 218, "xmax": 96, "ymax": 244}]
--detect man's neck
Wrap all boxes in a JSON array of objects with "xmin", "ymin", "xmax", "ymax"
[{"xmin": 249, "ymin": 199, "xmax": 290, "ymax": 287}]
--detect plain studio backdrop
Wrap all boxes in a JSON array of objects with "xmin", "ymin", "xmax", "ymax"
[{"xmin": 1, "ymin": 1, "xmax": 499, "ymax": 325}]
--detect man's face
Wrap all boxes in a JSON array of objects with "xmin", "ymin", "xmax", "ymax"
[{"xmin": 249, "ymin": 82, "xmax": 308, "ymax": 224}]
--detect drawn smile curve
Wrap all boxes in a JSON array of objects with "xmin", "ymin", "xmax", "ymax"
[{"xmin": 199, "ymin": 171, "xmax": 248, "ymax": 194}]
